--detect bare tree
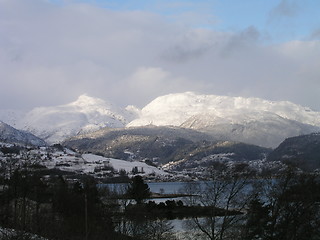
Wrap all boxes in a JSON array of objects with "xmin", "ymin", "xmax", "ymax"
[
  {"xmin": 182, "ymin": 170, "xmax": 255, "ymax": 240},
  {"xmin": 122, "ymin": 218, "xmax": 177, "ymax": 240}
]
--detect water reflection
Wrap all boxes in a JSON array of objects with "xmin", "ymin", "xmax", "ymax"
[{"xmin": 101, "ymin": 180, "xmax": 264, "ymax": 239}]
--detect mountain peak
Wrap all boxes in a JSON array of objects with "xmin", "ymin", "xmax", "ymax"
[
  {"xmin": 17, "ymin": 95, "xmax": 136, "ymax": 144},
  {"xmin": 70, "ymin": 94, "xmax": 109, "ymax": 108}
]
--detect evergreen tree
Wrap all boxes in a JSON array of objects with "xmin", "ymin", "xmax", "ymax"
[
  {"xmin": 243, "ymin": 197, "xmax": 269, "ymax": 240},
  {"xmin": 127, "ymin": 175, "xmax": 151, "ymax": 204}
]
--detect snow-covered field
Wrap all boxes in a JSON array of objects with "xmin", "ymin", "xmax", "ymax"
[
  {"xmin": 82, "ymin": 154, "xmax": 167, "ymax": 176},
  {"xmin": 12, "ymin": 147, "xmax": 168, "ymax": 178}
]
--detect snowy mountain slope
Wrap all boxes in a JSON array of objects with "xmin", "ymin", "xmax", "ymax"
[
  {"xmin": 127, "ymin": 92, "xmax": 320, "ymax": 148},
  {"xmin": 0, "ymin": 121, "xmax": 46, "ymax": 146},
  {"xmin": 181, "ymin": 111, "xmax": 320, "ymax": 148},
  {"xmin": 17, "ymin": 94, "xmax": 139, "ymax": 144},
  {"xmin": 128, "ymin": 92, "xmax": 320, "ymax": 127},
  {"xmin": 2, "ymin": 92, "xmax": 319, "ymax": 148},
  {"xmin": 0, "ymin": 109, "xmax": 26, "ymax": 128}
]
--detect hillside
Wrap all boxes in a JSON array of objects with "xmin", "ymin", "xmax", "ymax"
[
  {"xmin": 64, "ymin": 126, "xmax": 217, "ymax": 164},
  {"xmin": 267, "ymin": 133, "xmax": 320, "ymax": 171},
  {"xmin": 0, "ymin": 121, "xmax": 46, "ymax": 146},
  {"xmin": 63, "ymin": 126, "xmax": 271, "ymax": 173}
]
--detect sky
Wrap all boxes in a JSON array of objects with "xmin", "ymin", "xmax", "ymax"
[{"xmin": 0, "ymin": 0, "xmax": 320, "ymax": 111}]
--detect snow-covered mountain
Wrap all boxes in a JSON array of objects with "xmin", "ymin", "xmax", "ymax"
[
  {"xmin": 2, "ymin": 92, "xmax": 319, "ymax": 148},
  {"xmin": 127, "ymin": 92, "xmax": 320, "ymax": 148},
  {"xmin": 0, "ymin": 109, "xmax": 26, "ymax": 128},
  {"xmin": 0, "ymin": 121, "xmax": 46, "ymax": 146},
  {"xmin": 16, "ymin": 94, "xmax": 139, "ymax": 144}
]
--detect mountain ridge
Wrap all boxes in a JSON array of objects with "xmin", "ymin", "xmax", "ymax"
[
  {"xmin": 1, "ymin": 92, "xmax": 319, "ymax": 148},
  {"xmin": 127, "ymin": 92, "xmax": 320, "ymax": 148},
  {"xmin": 128, "ymin": 92, "xmax": 320, "ymax": 127},
  {"xmin": 0, "ymin": 121, "xmax": 46, "ymax": 146}
]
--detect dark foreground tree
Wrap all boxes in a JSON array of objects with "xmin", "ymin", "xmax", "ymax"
[
  {"xmin": 242, "ymin": 171, "xmax": 320, "ymax": 240},
  {"xmin": 127, "ymin": 175, "xmax": 151, "ymax": 204},
  {"xmin": 50, "ymin": 176, "xmax": 116, "ymax": 240},
  {"xmin": 0, "ymin": 168, "xmax": 128, "ymax": 240},
  {"xmin": 242, "ymin": 196, "xmax": 269, "ymax": 240}
]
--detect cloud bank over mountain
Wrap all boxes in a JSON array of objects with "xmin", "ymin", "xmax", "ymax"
[{"xmin": 0, "ymin": 0, "xmax": 320, "ymax": 111}]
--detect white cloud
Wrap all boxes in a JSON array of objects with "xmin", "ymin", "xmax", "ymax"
[{"xmin": 0, "ymin": 0, "xmax": 319, "ymax": 111}]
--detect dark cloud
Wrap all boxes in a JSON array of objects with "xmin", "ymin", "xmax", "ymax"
[
  {"xmin": 269, "ymin": 0, "xmax": 300, "ymax": 20},
  {"xmin": 160, "ymin": 29, "xmax": 216, "ymax": 62},
  {"xmin": 219, "ymin": 26, "xmax": 260, "ymax": 58},
  {"xmin": 309, "ymin": 29, "xmax": 320, "ymax": 40}
]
